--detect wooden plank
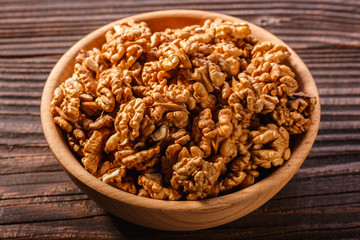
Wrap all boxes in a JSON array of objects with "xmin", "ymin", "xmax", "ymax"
[
  {"xmin": 0, "ymin": 216, "xmax": 129, "ymax": 240},
  {"xmin": 0, "ymin": 105, "xmax": 40, "ymax": 115},
  {"xmin": 320, "ymin": 110, "xmax": 360, "ymax": 121},
  {"xmin": 0, "ymin": 171, "xmax": 70, "ymax": 187},
  {"xmin": 0, "ymin": 139, "xmax": 48, "ymax": 148},
  {"xmin": 295, "ymin": 162, "xmax": 360, "ymax": 179},
  {"xmin": 276, "ymin": 173, "xmax": 360, "ymax": 199},
  {"xmin": 0, "ymin": 154, "xmax": 60, "ymax": 175},
  {"xmin": 0, "ymin": 199, "xmax": 106, "ymax": 225},
  {"xmin": 0, "ymin": 2, "xmax": 358, "ymax": 21},
  {"xmin": 0, "ymin": 111, "xmax": 40, "ymax": 116},
  {"xmin": 305, "ymin": 153, "xmax": 360, "ymax": 168},
  {"xmin": 0, "ymin": 73, "xmax": 50, "ymax": 81},
  {"xmin": 0, "ymin": 181, "xmax": 82, "ymax": 200},
  {"xmin": 0, "ymin": 208, "xmax": 359, "ymax": 239},
  {"xmin": 319, "ymin": 121, "xmax": 360, "ymax": 131},
  {"xmin": 0, "ymin": 194, "xmax": 89, "ymax": 209},
  {"xmin": 0, "ymin": 91, "xmax": 42, "ymax": 99},
  {"xmin": 0, "ymin": 120, "xmax": 42, "ymax": 134},
  {"xmin": 0, "ymin": 144, "xmax": 51, "ymax": 156},
  {"xmin": 315, "ymin": 132, "xmax": 360, "ymax": 142},
  {"xmin": 0, "ymin": 2, "xmax": 358, "ymax": 24},
  {"xmin": 314, "ymin": 77, "xmax": 360, "ymax": 85},
  {"xmin": 309, "ymin": 145, "xmax": 360, "ymax": 157}
]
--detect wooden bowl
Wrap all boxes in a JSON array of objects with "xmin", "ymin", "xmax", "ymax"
[{"xmin": 41, "ymin": 10, "xmax": 321, "ymax": 231}]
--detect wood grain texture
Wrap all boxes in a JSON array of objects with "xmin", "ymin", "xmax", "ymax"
[{"xmin": 0, "ymin": 0, "xmax": 359, "ymax": 238}]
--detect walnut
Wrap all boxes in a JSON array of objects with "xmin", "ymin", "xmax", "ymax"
[
  {"xmin": 104, "ymin": 132, "xmax": 120, "ymax": 153},
  {"xmin": 206, "ymin": 19, "xmax": 251, "ymax": 41},
  {"xmin": 113, "ymin": 98, "xmax": 146, "ymax": 143},
  {"xmin": 115, "ymin": 143, "xmax": 160, "ymax": 171},
  {"xmin": 161, "ymin": 143, "xmax": 182, "ymax": 184},
  {"xmin": 179, "ymin": 39, "xmax": 201, "ymax": 54},
  {"xmin": 221, "ymin": 81, "xmax": 232, "ymax": 101},
  {"xmin": 97, "ymin": 160, "xmax": 119, "ymax": 177},
  {"xmin": 164, "ymin": 111, "xmax": 189, "ymax": 129},
  {"xmin": 235, "ymin": 36, "xmax": 257, "ymax": 59},
  {"xmin": 177, "ymin": 145, "xmax": 205, "ymax": 160},
  {"xmin": 208, "ymin": 64, "xmax": 226, "ymax": 86},
  {"xmin": 170, "ymin": 156, "xmax": 224, "ymax": 200},
  {"xmin": 138, "ymin": 188, "xmax": 151, "ymax": 198},
  {"xmin": 151, "ymin": 124, "xmax": 169, "ymax": 141},
  {"xmin": 101, "ymin": 166, "xmax": 137, "ymax": 194},
  {"xmin": 228, "ymin": 87, "xmax": 264, "ymax": 127},
  {"xmin": 76, "ymin": 48, "xmax": 108, "ymax": 74},
  {"xmin": 248, "ymin": 61, "xmax": 295, "ymax": 84},
  {"xmin": 251, "ymin": 42, "xmax": 290, "ymax": 64},
  {"xmin": 82, "ymin": 121, "xmax": 93, "ymax": 133},
  {"xmin": 250, "ymin": 124, "xmax": 291, "ymax": 168},
  {"xmin": 80, "ymin": 101, "xmax": 101, "ymax": 117},
  {"xmin": 183, "ymin": 57, "xmax": 225, "ymax": 90},
  {"xmin": 195, "ymin": 108, "xmax": 235, "ymax": 157},
  {"xmin": 219, "ymin": 120, "xmax": 245, "ymax": 159},
  {"xmin": 53, "ymin": 78, "xmax": 81, "ymax": 123},
  {"xmin": 170, "ymin": 128, "xmax": 191, "ymax": 145},
  {"xmin": 188, "ymin": 31, "xmax": 213, "ymax": 44},
  {"xmin": 139, "ymin": 114, "xmax": 156, "ymax": 140},
  {"xmin": 96, "ymin": 67, "xmax": 133, "ymax": 112},
  {"xmin": 81, "ymin": 129, "xmax": 110, "ymax": 175},
  {"xmin": 73, "ymin": 48, "xmax": 108, "ymax": 96},
  {"xmin": 159, "ymin": 42, "xmax": 188, "ymax": 71},
  {"xmin": 196, "ymin": 109, "xmax": 215, "ymax": 157},
  {"xmin": 262, "ymin": 76, "xmax": 298, "ymax": 96},
  {"xmin": 229, "ymin": 151, "xmax": 256, "ymax": 172},
  {"xmin": 67, "ymin": 128, "xmax": 86, "ymax": 157},
  {"xmin": 240, "ymin": 170, "xmax": 260, "ymax": 188},
  {"xmin": 164, "ymin": 84, "xmax": 190, "ymax": 103},
  {"xmin": 208, "ymin": 42, "xmax": 243, "ymax": 76},
  {"xmin": 226, "ymin": 128, "xmax": 256, "ymax": 176},
  {"xmin": 271, "ymin": 93, "xmax": 316, "ymax": 134},
  {"xmin": 146, "ymin": 91, "xmax": 188, "ymax": 121},
  {"xmin": 220, "ymin": 170, "xmax": 259, "ymax": 193},
  {"xmin": 220, "ymin": 171, "xmax": 246, "ymax": 192},
  {"xmin": 51, "ymin": 18, "xmax": 317, "ymax": 201},
  {"xmin": 50, "ymin": 87, "xmax": 64, "ymax": 115},
  {"xmin": 102, "ymin": 21, "xmax": 151, "ymax": 68},
  {"xmin": 138, "ymin": 168, "xmax": 182, "ymax": 200},
  {"xmin": 181, "ymin": 66, "xmax": 213, "ymax": 93},
  {"xmin": 142, "ymin": 61, "xmax": 170, "ymax": 88},
  {"xmin": 191, "ymin": 82, "xmax": 210, "ymax": 105},
  {"xmin": 216, "ymin": 108, "xmax": 234, "ymax": 140},
  {"xmin": 150, "ymin": 32, "xmax": 169, "ymax": 48},
  {"xmin": 54, "ymin": 116, "xmax": 73, "ymax": 133},
  {"xmin": 89, "ymin": 114, "xmax": 114, "ymax": 130},
  {"xmin": 259, "ymin": 94, "xmax": 279, "ymax": 114}
]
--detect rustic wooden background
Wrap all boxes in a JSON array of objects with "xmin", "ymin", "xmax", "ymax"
[{"xmin": 1, "ymin": 0, "xmax": 359, "ymax": 239}]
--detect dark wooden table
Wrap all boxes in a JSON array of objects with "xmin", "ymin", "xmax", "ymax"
[{"xmin": 1, "ymin": 0, "xmax": 359, "ymax": 239}]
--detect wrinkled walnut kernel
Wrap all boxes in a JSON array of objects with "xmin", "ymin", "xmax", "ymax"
[{"xmin": 138, "ymin": 168, "xmax": 182, "ymax": 200}]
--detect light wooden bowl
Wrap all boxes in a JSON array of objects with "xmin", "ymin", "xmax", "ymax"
[{"xmin": 41, "ymin": 10, "xmax": 320, "ymax": 231}]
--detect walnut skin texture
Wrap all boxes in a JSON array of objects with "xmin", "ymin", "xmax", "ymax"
[{"xmin": 51, "ymin": 19, "xmax": 316, "ymax": 200}]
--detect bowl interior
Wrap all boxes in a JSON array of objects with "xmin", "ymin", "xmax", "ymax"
[{"xmin": 41, "ymin": 9, "xmax": 320, "ymax": 226}]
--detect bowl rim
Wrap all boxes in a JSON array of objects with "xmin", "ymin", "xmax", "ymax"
[{"xmin": 41, "ymin": 9, "xmax": 321, "ymax": 211}]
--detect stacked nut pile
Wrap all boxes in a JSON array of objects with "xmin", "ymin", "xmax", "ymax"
[{"xmin": 51, "ymin": 19, "xmax": 316, "ymax": 200}]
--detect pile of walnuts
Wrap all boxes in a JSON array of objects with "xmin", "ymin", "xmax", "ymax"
[{"xmin": 51, "ymin": 19, "xmax": 316, "ymax": 200}]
